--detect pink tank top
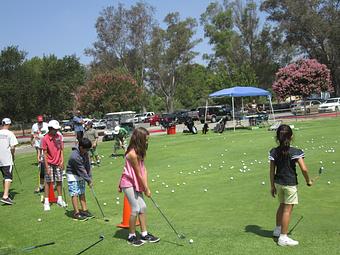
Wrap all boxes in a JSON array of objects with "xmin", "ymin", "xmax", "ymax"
[{"xmin": 119, "ymin": 152, "xmax": 146, "ymax": 192}]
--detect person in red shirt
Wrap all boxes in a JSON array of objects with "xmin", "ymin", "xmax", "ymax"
[{"xmin": 41, "ymin": 120, "xmax": 66, "ymax": 211}]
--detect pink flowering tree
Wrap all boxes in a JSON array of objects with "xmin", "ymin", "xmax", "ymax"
[{"xmin": 272, "ymin": 59, "xmax": 333, "ymax": 101}]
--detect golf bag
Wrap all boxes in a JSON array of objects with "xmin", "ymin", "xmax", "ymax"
[
  {"xmin": 184, "ymin": 117, "xmax": 197, "ymax": 134},
  {"xmin": 213, "ymin": 116, "xmax": 228, "ymax": 133}
]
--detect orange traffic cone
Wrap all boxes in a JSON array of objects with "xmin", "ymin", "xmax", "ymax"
[
  {"xmin": 117, "ymin": 196, "xmax": 140, "ymax": 228},
  {"xmin": 48, "ymin": 182, "xmax": 57, "ymax": 203}
]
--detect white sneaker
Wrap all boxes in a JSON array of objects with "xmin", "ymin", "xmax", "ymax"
[
  {"xmin": 57, "ymin": 200, "xmax": 67, "ymax": 208},
  {"xmin": 273, "ymin": 226, "xmax": 281, "ymax": 237},
  {"xmin": 44, "ymin": 203, "xmax": 50, "ymax": 211},
  {"xmin": 278, "ymin": 236, "xmax": 299, "ymax": 246}
]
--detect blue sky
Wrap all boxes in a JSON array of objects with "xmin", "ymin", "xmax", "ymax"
[{"xmin": 0, "ymin": 0, "xmax": 264, "ymax": 65}]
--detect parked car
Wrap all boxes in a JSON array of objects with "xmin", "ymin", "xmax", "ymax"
[
  {"xmin": 318, "ymin": 97, "xmax": 340, "ymax": 113},
  {"xmin": 144, "ymin": 114, "xmax": 161, "ymax": 126},
  {"xmin": 187, "ymin": 108, "xmax": 199, "ymax": 121},
  {"xmin": 60, "ymin": 120, "xmax": 73, "ymax": 132},
  {"xmin": 197, "ymin": 105, "xmax": 232, "ymax": 123},
  {"xmin": 92, "ymin": 119, "xmax": 107, "ymax": 129},
  {"xmin": 134, "ymin": 112, "xmax": 155, "ymax": 123},
  {"xmin": 291, "ymin": 100, "xmax": 322, "ymax": 115},
  {"xmin": 160, "ymin": 113, "xmax": 177, "ymax": 128}
]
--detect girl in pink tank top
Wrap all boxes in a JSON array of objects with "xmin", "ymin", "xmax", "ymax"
[{"xmin": 118, "ymin": 127, "xmax": 160, "ymax": 246}]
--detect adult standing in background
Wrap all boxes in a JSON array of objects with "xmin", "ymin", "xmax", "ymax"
[
  {"xmin": 73, "ymin": 110, "xmax": 84, "ymax": 143},
  {"xmin": 0, "ymin": 118, "xmax": 18, "ymax": 205}
]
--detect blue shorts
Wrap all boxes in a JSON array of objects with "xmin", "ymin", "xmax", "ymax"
[{"xmin": 68, "ymin": 180, "xmax": 86, "ymax": 196}]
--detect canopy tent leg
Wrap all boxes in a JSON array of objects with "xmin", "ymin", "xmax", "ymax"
[{"xmin": 232, "ymin": 96, "xmax": 235, "ymax": 132}]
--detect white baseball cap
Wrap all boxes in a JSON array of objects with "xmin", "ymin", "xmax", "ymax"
[
  {"xmin": 113, "ymin": 126, "xmax": 121, "ymax": 135},
  {"xmin": 2, "ymin": 118, "xmax": 11, "ymax": 125},
  {"xmin": 48, "ymin": 120, "xmax": 61, "ymax": 129}
]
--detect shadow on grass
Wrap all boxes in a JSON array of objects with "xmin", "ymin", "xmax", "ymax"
[
  {"xmin": 244, "ymin": 225, "xmax": 274, "ymax": 239},
  {"xmin": 64, "ymin": 210, "xmax": 75, "ymax": 219},
  {"xmin": 0, "ymin": 189, "xmax": 19, "ymax": 203},
  {"xmin": 112, "ymin": 229, "xmax": 184, "ymax": 246},
  {"xmin": 111, "ymin": 153, "xmax": 125, "ymax": 158}
]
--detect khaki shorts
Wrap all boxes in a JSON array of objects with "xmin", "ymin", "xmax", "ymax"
[{"xmin": 275, "ymin": 183, "xmax": 298, "ymax": 204}]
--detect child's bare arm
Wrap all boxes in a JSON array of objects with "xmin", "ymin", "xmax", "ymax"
[{"xmin": 297, "ymin": 158, "xmax": 312, "ymax": 186}]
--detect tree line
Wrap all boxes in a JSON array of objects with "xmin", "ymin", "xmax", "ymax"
[{"xmin": 1, "ymin": 0, "xmax": 338, "ymax": 121}]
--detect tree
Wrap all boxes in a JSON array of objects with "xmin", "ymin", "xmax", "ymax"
[
  {"xmin": 261, "ymin": 0, "xmax": 340, "ymax": 95},
  {"xmin": 148, "ymin": 12, "xmax": 200, "ymax": 112},
  {"xmin": 75, "ymin": 71, "xmax": 143, "ymax": 115},
  {"xmin": 272, "ymin": 59, "xmax": 333, "ymax": 101}
]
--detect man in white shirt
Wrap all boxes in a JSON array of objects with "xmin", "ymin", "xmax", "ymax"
[
  {"xmin": 0, "ymin": 118, "xmax": 18, "ymax": 205},
  {"xmin": 31, "ymin": 115, "xmax": 48, "ymax": 193}
]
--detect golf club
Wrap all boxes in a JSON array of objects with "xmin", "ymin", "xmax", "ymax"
[
  {"xmin": 312, "ymin": 167, "xmax": 324, "ymax": 182},
  {"xmin": 90, "ymin": 187, "xmax": 109, "ymax": 222},
  {"xmin": 75, "ymin": 235, "xmax": 104, "ymax": 255},
  {"xmin": 150, "ymin": 196, "xmax": 186, "ymax": 239},
  {"xmin": 13, "ymin": 163, "xmax": 23, "ymax": 185},
  {"xmin": 288, "ymin": 216, "xmax": 303, "ymax": 235},
  {"xmin": 22, "ymin": 241, "xmax": 55, "ymax": 251}
]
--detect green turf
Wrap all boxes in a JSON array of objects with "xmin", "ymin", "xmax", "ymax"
[{"xmin": 1, "ymin": 118, "xmax": 340, "ymax": 254}]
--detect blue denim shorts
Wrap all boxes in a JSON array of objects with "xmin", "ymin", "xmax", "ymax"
[{"xmin": 68, "ymin": 180, "xmax": 86, "ymax": 196}]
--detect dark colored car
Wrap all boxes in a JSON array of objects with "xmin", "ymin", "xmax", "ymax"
[
  {"xmin": 160, "ymin": 113, "xmax": 177, "ymax": 129},
  {"xmin": 197, "ymin": 105, "xmax": 232, "ymax": 123},
  {"xmin": 173, "ymin": 109, "xmax": 190, "ymax": 124}
]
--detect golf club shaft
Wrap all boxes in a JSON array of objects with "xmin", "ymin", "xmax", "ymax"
[
  {"xmin": 150, "ymin": 197, "xmax": 181, "ymax": 236},
  {"xmin": 13, "ymin": 164, "xmax": 23, "ymax": 185},
  {"xmin": 75, "ymin": 238, "xmax": 103, "ymax": 255},
  {"xmin": 23, "ymin": 241, "xmax": 55, "ymax": 251},
  {"xmin": 288, "ymin": 216, "xmax": 303, "ymax": 234},
  {"xmin": 90, "ymin": 187, "xmax": 105, "ymax": 218}
]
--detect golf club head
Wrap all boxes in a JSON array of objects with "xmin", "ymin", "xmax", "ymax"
[
  {"xmin": 319, "ymin": 167, "xmax": 323, "ymax": 175},
  {"xmin": 99, "ymin": 235, "xmax": 105, "ymax": 240},
  {"xmin": 178, "ymin": 233, "xmax": 186, "ymax": 239},
  {"xmin": 104, "ymin": 218, "xmax": 109, "ymax": 222}
]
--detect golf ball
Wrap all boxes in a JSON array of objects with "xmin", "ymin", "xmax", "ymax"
[
  {"xmin": 209, "ymin": 163, "xmax": 212, "ymax": 167},
  {"xmin": 327, "ymin": 181, "xmax": 331, "ymax": 184},
  {"xmin": 168, "ymin": 165, "xmax": 171, "ymax": 168},
  {"xmin": 155, "ymin": 190, "xmax": 159, "ymax": 194},
  {"xmin": 171, "ymin": 190, "xmax": 175, "ymax": 193},
  {"xmin": 103, "ymin": 202, "xmax": 107, "ymax": 206},
  {"xmin": 189, "ymin": 239, "xmax": 194, "ymax": 244},
  {"xmin": 116, "ymin": 197, "xmax": 120, "ymax": 200},
  {"xmin": 100, "ymin": 180, "xmax": 104, "ymax": 183},
  {"xmin": 157, "ymin": 175, "xmax": 160, "ymax": 178},
  {"xmin": 165, "ymin": 185, "xmax": 169, "ymax": 188},
  {"xmin": 261, "ymin": 181, "xmax": 265, "ymax": 185},
  {"xmin": 116, "ymin": 201, "xmax": 120, "ymax": 205},
  {"xmin": 230, "ymin": 177, "xmax": 234, "ymax": 180},
  {"xmin": 183, "ymin": 182, "xmax": 186, "ymax": 185},
  {"xmin": 37, "ymin": 218, "xmax": 42, "ymax": 222},
  {"xmin": 152, "ymin": 179, "xmax": 155, "ymax": 182},
  {"xmin": 204, "ymin": 189, "xmax": 208, "ymax": 192}
]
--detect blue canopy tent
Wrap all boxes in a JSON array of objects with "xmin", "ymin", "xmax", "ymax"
[{"xmin": 208, "ymin": 86, "xmax": 275, "ymax": 131}]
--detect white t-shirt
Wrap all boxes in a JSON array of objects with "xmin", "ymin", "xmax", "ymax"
[
  {"xmin": 0, "ymin": 129, "xmax": 18, "ymax": 166},
  {"xmin": 31, "ymin": 122, "xmax": 49, "ymax": 148}
]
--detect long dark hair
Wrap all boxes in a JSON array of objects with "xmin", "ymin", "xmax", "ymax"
[
  {"xmin": 126, "ymin": 127, "xmax": 150, "ymax": 160},
  {"xmin": 276, "ymin": 124, "xmax": 293, "ymax": 158}
]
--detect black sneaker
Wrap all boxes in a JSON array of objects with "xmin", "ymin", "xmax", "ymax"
[
  {"xmin": 141, "ymin": 233, "xmax": 160, "ymax": 243},
  {"xmin": 127, "ymin": 236, "xmax": 144, "ymax": 247},
  {"xmin": 80, "ymin": 210, "xmax": 95, "ymax": 219},
  {"xmin": 1, "ymin": 197, "xmax": 14, "ymax": 205},
  {"xmin": 73, "ymin": 212, "xmax": 88, "ymax": 222}
]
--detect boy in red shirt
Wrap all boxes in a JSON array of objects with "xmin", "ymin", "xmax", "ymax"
[{"xmin": 41, "ymin": 120, "xmax": 67, "ymax": 211}]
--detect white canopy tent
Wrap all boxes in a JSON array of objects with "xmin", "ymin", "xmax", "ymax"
[{"xmin": 207, "ymin": 86, "xmax": 275, "ymax": 131}]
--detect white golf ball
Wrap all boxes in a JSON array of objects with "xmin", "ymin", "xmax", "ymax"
[
  {"xmin": 103, "ymin": 202, "xmax": 107, "ymax": 206},
  {"xmin": 152, "ymin": 179, "xmax": 155, "ymax": 182},
  {"xmin": 155, "ymin": 190, "xmax": 159, "ymax": 194},
  {"xmin": 116, "ymin": 201, "xmax": 120, "ymax": 205},
  {"xmin": 209, "ymin": 163, "xmax": 212, "ymax": 167},
  {"xmin": 37, "ymin": 218, "xmax": 42, "ymax": 222},
  {"xmin": 204, "ymin": 189, "xmax": 208, "ymax": 192},
  {"xmin": 168, "ymin": 165, "xmax": 171, "ymax": 168},
  {"xmin": 171, "ymin": 190, "xmax": 175, "ymax": 193},
  {"xmin": 116, "ymin": 197, "xmax": 120, "ymax": 200},
  {"xmin": 221, "ymin": 154, "xmax": 224, "ymax": 157},
  {"xmin": 230, "ymin": 177, "xmax": 234, "ymax": 180},
  {"xmin": 189, "ymin": 239, "xmax": 194, "ymax": 244},
  {"xmin": 261, "ymin": 181, "xmax": 265, "ymax": 185},
  {"xmin": 183, "ymin": 182, "xmax": 186, "ymax": 185},
  {"xmin": 157, "ymin": 175, "xmax": 160, "ymax": 178},
  {"xmin": 327, "ymin": 181, "xmax": 331, "ymax": 184},
  {"xmin": 320, "ymin": 161, "xmax": 323, "ymax": 164},
  {"xmin": 177, "ymin": 183, "xmax": 180, "ymax": 186},
  {"xmin": 110, "ymin": 162, "xmax": 113, "ymax": 164},
  {"xmin": 180, "ymin": 171, "xmax": 183, "ymax": 174},
  {"xmin": 100, "ymin": 180, "xmax": 104, "ymax": 183},
  {"xmin": 165, "ymin": 185, "xmax": 169, "ymax": 188}
]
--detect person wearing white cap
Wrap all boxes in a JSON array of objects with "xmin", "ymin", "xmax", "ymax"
[
  {"xmin": 41, "ymin": 120, "xmax": 67, "ymax": 211},
  {"xmin": 0, "ymin": 118, "xmax": 18, "ymax": 205},
  {"xmin": 112, "ymin": 125, "xmax": 128, "ymax": 156}
]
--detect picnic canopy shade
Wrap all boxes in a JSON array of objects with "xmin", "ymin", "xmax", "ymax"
[{"xmin": 208, "ymin": 86, "xmax": 275, "ymax": 130}]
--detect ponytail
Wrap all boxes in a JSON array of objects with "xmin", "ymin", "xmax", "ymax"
[{"xmin": 276, "ymin": 124, "xmax": 293, "ymax": 158}]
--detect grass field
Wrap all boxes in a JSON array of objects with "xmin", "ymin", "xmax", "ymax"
[{"xmin": 1, "ymin": 118, "xmax": 340, "ymax": 255}]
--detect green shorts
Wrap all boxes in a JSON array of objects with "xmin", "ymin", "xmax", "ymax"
[
  {"xmin": 275, "ymin": 183, "xmax": 298, "ymax": 204},
  {"xmin": 89, "ymin": 147, "xmax": 98, "ymax": 157}
]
